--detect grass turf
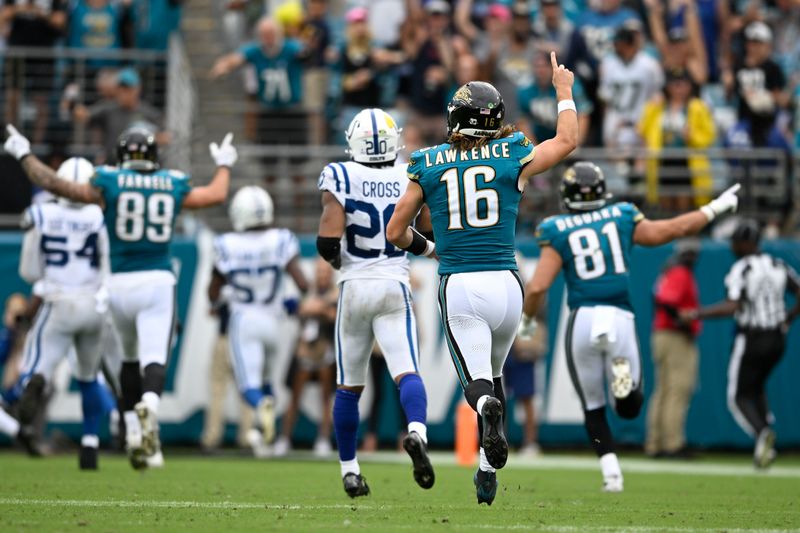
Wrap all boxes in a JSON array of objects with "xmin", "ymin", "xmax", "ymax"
[{"xmin": 1, "ymin": 452, "xmax": 799, "ymax": 532}]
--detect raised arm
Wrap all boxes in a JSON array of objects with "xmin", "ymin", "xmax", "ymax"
[
  {"xmin": 519, "ymin": 52, "xmax": 578, "ymax": 181},
  {"xmin": 4, "ymin": 125, "xmax": 103, "ymax": 205},
  {"xmin": 183, "ymin": 133, "xmax": 237, "ymax": 209},
  {"xmin": 633, "ymin": 184, "xmax": 740, "ymax": 246},
  {"xmin": 209, "ymin": 52, "xmax": 246, "ymax": 79}
]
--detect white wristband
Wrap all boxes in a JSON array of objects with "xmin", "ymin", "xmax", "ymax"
[
  {"xmin": 423, "ymin": 240, "xmax": 436, "ymax": 257},
  {"xmin": 557, "ymin": 99, "xmax": 577, "ymax": 114}
]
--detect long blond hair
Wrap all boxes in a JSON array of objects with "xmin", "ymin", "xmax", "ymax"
[{"xmin": 447, "ymin": 124, "xmax": 517, "ymax": 151}]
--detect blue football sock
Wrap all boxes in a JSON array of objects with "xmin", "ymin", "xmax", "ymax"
[
  {"xmin": 333, "ymin": 389, "xmax": 361, "ymax": 462},
  {"xmin": 243, "ymin": 388, "xmax": 263, "ymax": 408},
  {"xmin": 78, "ymin": 380, "xmax": 103, "ymax": 438},
  {"xmin": 99, "ymin": 384, "xmax": 117, "ymax": 416},
  {"xmin": 261, "ymin": 382, "xmax": 273, "ymax": 398},
  {"xmin": 398, "ymin": 374, "xmax": 427, "ymax": 425}
]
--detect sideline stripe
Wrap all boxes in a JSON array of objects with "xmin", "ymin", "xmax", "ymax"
[
  {"xmin": 400, "ymin": 283, "xmax": 419, "ymax": 372},
  {"xmin": 0, "ymin": 498, "xmax": 794, "ymax": 532}
]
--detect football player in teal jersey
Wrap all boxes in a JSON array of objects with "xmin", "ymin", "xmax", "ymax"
[
  {"xmin": 387, "ymin": 52, "xmax": 579, "ymax": 506},
  {"xmin": 5, "ymin": 124, "xmax": 237, "ymax": 470},
  {"xmin": 520, "ymin": 162, "xmax": 740, "ymax": 492}
]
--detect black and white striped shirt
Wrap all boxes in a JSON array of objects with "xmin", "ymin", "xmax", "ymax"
[{"xmin": 725, "ymin": 253, "xmax": 800, "ymax": 330}]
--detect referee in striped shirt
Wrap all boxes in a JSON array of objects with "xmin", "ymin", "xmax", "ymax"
[{"xmin": 684, "ymin": 219, "xmax": 800, "ymax": 468}]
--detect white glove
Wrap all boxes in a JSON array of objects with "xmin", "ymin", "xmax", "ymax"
[
  {"xmin": 4, "ymin": 125, "xmax": 31, "ymax": 160},
  {"xmin": 209, "ymin": 132, "xmax": 237, "ymax": 168},
  {"xmin": 700, "ymin": 183, "xmax": 740, "ymax": 221},
  {"xmin": 517, "ymin": 314, "xmax": 538, "ymax": 340}
]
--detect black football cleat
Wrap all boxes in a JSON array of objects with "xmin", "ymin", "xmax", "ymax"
[
  {"xmin": 79, "ymin": 446, "xmax": 98, "ymax": 470},
  {"xmin": 18, "ymin": 374, "xmax": 46, "ymax": 425},
  {"xmin": 342, "ymin": 473, "xmax": 370, "ymax": 498},
  {"xmin": 17, "ymin": 424, "xmax": 43, "ymax": 457},
  {"xmin": 474, "ymin": 469, "xmax": 498, "ymax": 506},
  {"xmin": 481, "ymin": 397, "xmax": 508, "ymax": 469},
  {"xmin": 402, "ymin": 431, "xmax": 435, "ymax": 489}
]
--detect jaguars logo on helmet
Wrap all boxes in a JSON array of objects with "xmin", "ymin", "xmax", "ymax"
[
  {"xmin": 447, "ymin": 81, "xmax": 505, "ymax": 138},
  {"xmin": 117, "ymin": 127, "xmax": 158, "ymax": 171},
  {"xmin": 560, "ymin": 162, "xmax": 612, "ymax": 212}
]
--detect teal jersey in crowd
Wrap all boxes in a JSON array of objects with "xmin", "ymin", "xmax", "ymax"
[
  {"xmin": 239, "ymin": 40, "xmax": 304, "ymax": 108},
  {"xmin": 67, "ymin": 0, "xmax": 123, "ymax": 67},
  {"xmin": 536, "ymin": 202, "xmax": 644, "ymax": 311},
  {"xmin": 91, "ymin": 166, "xmax": 192, "ymax": 273},
  {"xmin": 407, "ymin": 131, "xmax": 536, "ymax": 275}
]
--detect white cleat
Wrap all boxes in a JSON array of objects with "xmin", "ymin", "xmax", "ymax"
[
  {"xmin": 257, "ymin": 397, "xmax": 276, "ymax": 444},
  {"xmin": 125, "ymin": 411, "xmax": 147, "ymax": 470},
  {"xmin": 146, "ymin": 450, "xmax": 165, "ymax": 469},
  {"xmin": 273, "ymin": 435, "xmax": 291, "ymax": 457},
  {"xmin": 754, "ymin": 428, "xmax": 777, "ymax": 469},
  {"xmin": 313, "ymin": 437, "xmax": 333, "ymax": 458},
  {"xmin": 610, "ymin": 357, "xmax": 633, "ymax": 399},
  {"xmin": 602, "ymin": 475, "xmax": 624, "ymax": 493},
  {"xmin": 246, "ymin": 428, "xmax": 272, "ymax": 459}
]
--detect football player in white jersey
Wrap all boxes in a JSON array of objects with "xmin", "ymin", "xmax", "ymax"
[
  {"xmin": 208, "ymin": 186, "xmax": 309, "ymax": 456},
  {"xmin": 317, "ymin": 108, "xmax": 435, "ymax": 498},
  {"xmin": 16, "ymin": 157, "xmax": 111, "ymax": 470}
]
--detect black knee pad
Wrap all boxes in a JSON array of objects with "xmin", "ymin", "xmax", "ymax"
[
  {"xmin": 142, "ymin": 363, "xmax": 167, "ymax": 397},
  {"xmin": 615, "ymin": 389, "xmax": 643, "ymax": 420},
  {"xmin": 120, "ymin": 362, "xmax": 142, "ymax": 411},
  {"xmin": 464, "ymin": 379, "xmax": 494, "ymax": 412},
  {"xmin": 584, "ymin": 407, "xmax": 615, "ymax": 457}
]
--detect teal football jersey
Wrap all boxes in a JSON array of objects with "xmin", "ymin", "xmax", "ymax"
[
  {"xmin": 536, "ymin": 202, "xmax": 644, "ymax": 311},
  {"xmin": 92, "ymin": 166, "xmax": 192, "ymax": 273},
  {"xmin": 407, "ymin": 131, "xmax": 536, "ymax": 275}
]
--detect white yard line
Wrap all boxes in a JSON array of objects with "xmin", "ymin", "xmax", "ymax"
[
  {"xmin": 0, "ymin": 498, "xmax": 364, "ymax": 511},
  {"xmin": 356, "ymin": 451, "xmax": 800, "ymax": 479}
]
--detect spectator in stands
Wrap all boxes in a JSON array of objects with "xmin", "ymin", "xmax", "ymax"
[
  {"xmin": 532, "ymin": 0, "xmax": 593, "ymax": 68},
  {"xmin": 724, "ymin": 22, "xmax": 790, "ymax": 148},
  {"xmin": 211, "ymin": 16, "xmax": 308, "ymax": 145},
  {"xmin": 2, "ymin": 0, "xmax": 67, "ymax": 146},
  {"xmin": 640, "ymin": 68, "xmax": 716, "ymax": 210},
  {"xmin": 274, "ymin": 259, "xmax": 336, "ymax": 458},
  {"xmin": 126, "ymin": 0, "xmax": 183, "ymax": 51},
  {"xmin": 301, "ymin": 0, "xmax": 332, "ymax": 144},
  {"xmin": 692, "ymin": 0, "xmax": 730, "ymax": 83},
  {"xmin": 448, "ymin": 52, "xmax": 481, "ymax": 102},
  {"xmin": 644, "ymin": 0, "xmax": 708, "ymax": 86},
  {"xmin": 65, "ymin": 0, "xmax": 125, "ymax": 105},
  {"xmin": 576, "ymin": 0, "xmax": 641, "ymax": 79},
  {"xmin": 398, "ymin": 0, "xmax": 454, "ymax": 144},
  {"xmin": 766, "ymin": 0, "xmax": 800, "ymax": 89},
  {"xmin": 74, "ymin": 68, "xmax": 165, "ymax": 164},
  {"xmin": 200, "ymin": 305, "xmax": 255, "ymax": 454},
  {"xmin": 518, "ymin": 50, "xmax": 592, "ymax": 146},
  {"xmin": 646, "ymin": 240, "xmax": 701, "ymax": 459},
  {"xmin": 335, "ymin": 7, "xmax": 404, "ymax": 140},
  {"xmin": 598, "ymin": 23, "xmax": 663, "ymax": 149},
  {"xmin": 457, "ymin": 1, "xmax": 527, "ymax": 120}
]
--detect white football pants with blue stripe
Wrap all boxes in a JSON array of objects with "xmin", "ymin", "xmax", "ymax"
[
  {"xmin": 335, "ymin": 279, "xmax": 420, "ymax": 387},
  {"xmin": 21, "ymin": 297, "xmax": 104, "ymax": 383},
  {"xmin": 437, "ymin": 270, "xmax": 523, "ymax": 387},
  {"xmin": 227, "ymin": 307, "xmax": 280, "ymax": 392},
  {"xmin": 565, "ymin": 306, "xmax": 642, "ymax": 411}
]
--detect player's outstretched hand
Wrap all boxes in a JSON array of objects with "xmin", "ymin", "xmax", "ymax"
[
  {"xmin": 700, "ymin": 183, "xmax": 740, "ymax": 222},
  {"xmin": 517, "ymin": 314, "xmax": 537, "ymax": 340},
  {"xmin": 550, "ymin": 51, "xmax": 574, "ymax": 93},
  {"xmin": 210, "ymin": 132, "xmax": 238, "ymax": 168},
  {"xmin": 4, "ymin": 125, "xmax": 31, "ymax": 161}
]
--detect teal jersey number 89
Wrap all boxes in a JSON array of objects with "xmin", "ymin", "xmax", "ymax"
[{"xmin": 92, "ymin": 166, "xmax": 192, "ymax": 274}]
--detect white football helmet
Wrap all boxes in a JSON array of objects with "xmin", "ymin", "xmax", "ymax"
[
  {"xmin": 345, "ymin": 108, "xmax": 402, "ymax": 164},
  {"xmin": 56, "ymin": 157, "xmax": 95, "ymax": 206},
  {"xmin": 229, "ymin": 186, "xmax": 274, "ymax": 232}
]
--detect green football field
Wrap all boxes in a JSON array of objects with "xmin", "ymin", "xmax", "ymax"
[{"xmin": 1, "ymin": 451, "xmax": 799, "ymax": 532}]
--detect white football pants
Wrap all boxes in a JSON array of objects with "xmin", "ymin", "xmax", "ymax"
[{"xmin": 227, "ymin": 306, "xmax": 281, "ymax": 392}]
